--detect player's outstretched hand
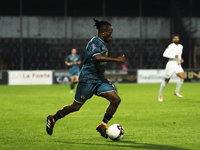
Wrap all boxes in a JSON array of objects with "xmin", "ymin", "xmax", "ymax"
[{"xmin": 117, "ymin": 55, "xmax": 126, "ymax": 63}]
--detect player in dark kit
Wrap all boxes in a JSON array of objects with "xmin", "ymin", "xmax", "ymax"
[
  {"xmin": 46, "ymin": 18, "xmax": 126, "ymax": 138},
  {"xmin": 65, "ymin": 48, "xmax": 81, "ymax": 93}
]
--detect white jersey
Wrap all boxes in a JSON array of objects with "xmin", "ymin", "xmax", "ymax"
[
  {"xmin": 163, "ymin": 43, "xmax": 183, "ymax": 64},
  {"xmin": 163, "ymin": 43, "xmax": 184, "ymax": 78}
]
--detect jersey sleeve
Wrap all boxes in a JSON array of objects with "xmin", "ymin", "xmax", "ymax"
[
  {"xmin": 66, "ymin": 55, "xmax": 70, "ymax": 62},
  {"xmin": 77, "ymin": 55, "xmax": 81, "ymax": 62},
  {"xmin": 163, "ymin": 45, "xmax": 176, "ymax": 59},
  {"xmin": 181, "ymin": 45, "xmax": 183, "ymax": 52},
  {"xmin": 179, "ymin": 45, "xmax": 183, "ymax": 59},
  {"xmin": 90, "ymin": 40, "xmax": 101, "ymax": 57}
]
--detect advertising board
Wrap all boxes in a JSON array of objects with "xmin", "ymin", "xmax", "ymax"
[
  {"xmin": 137, "ymin": 69, "xmax": 179, "ymax": 83},
  {"xmin": 9, "ymin": 71, "xmax": 52, "ymax": 85},
  {"xmin": 53, "ymin": 71, "xmax": 70, "ymax": 84},
  {"xmin": 105, "ymin": 70, "xmax": 137, "ymax": 83}
]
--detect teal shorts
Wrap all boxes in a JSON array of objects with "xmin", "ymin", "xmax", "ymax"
[
  {"xmin": 69, "ymin": 68, "xmax": 79, "ymax": 77},
  {"xmin": 74, "ymin": 80, "xmax": 116, "ymax": 104}
]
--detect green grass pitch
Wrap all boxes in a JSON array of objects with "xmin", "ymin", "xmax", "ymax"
[{"xmin": 0, "ymin": 82, "xmax": 200, "ymax": 150}]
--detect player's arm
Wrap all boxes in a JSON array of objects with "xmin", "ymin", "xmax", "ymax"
[
  {"xmin": 163, "ymin": 46, "xmax": 177, "ymax": 59},
  {"xmin": 65, "ymin": 55, "xmax": 72, "ymax": 66},
  {"xmin": 180, "ymin": 46, "xmax": 184, "ymax": 63},
  {"xmin": 93, "ymin": 54, "xmax": 126, "ymax": 63},
  {"xmin": 65, "ymin": 61, "xmax": 72, "ymax": 66},
  {"xmin": 77, "ymin": 56, "xmax": 81, "ymax": 65}
]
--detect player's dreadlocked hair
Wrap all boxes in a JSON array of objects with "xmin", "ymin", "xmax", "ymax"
[{"xmin": 93, "ymin": 18, "xmax": 111, "ymax": 30}]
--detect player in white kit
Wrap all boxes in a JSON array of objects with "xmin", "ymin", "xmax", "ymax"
[{"xmin": 158, "ymin": 35, "xmax": 184, "ymax": 102}]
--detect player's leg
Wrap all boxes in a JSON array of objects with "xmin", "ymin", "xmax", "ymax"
[
  {"xmin": 70, "ymin": 77, "xmax": 75, "ymax": 93},
  {"xmin": 69, "ymin": 69, "xmax": 74, "ymax": 93},
  {"xmin": 73, "ymin": 68, "xmax": 79, "ymax": 85},
  {"xmin": 158, "ymin": 62, "xmax": 175, "ymax": 101},
  {"xmin": 57, "ymin": 101, "xmax": 83, "ymax": 120},
  {"xmin": 46, "ymin": 82, "xmax": 91, "ymax": 135},
  {"xmin": 174, "ymin": 71, "xmax": 184, "ymax": 97},
  {"xmin": 96, "ymin": 91, "xmax": 121, "ymax": 138},
  {"xmin": 159, "ymin": 78, "xmax": 170, "ymax": 101},
  {"xmin": 75, "ymin": 76, "xmax": 79, "ymax": 82},
  {"xmin": 70, "ymin": 68, "xmax": 79, "ymax": 93},
  {"xmin": 101, "ymin": 91, "xmax": 121, "ymax": 117},
  {"xmin": 96, "ymin": 82, "xmax": 120, "ymax": 138},
  {"xmin": 46, "ymin": 101, "xmax": 83, "ymax": 135},
  {"xmin": 73, "ymin": 76, "xmax": 79, "ymax": 85}
]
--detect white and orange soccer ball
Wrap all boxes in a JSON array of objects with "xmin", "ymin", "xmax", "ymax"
[{"xmin": 107, "ymin": 124, "xmax": 124, "ymax": 140}]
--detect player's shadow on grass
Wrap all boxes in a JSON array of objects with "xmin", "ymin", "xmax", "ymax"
[
  {"xmin": 56, "ymin": 140, "xmax": 191, "ymax": 150},
  {"xmin": 116, "ymin": 141, "xmax": 191, "ymax": 150}
]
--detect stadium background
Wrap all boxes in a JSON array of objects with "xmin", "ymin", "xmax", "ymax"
[{"xmin": 0, "ymin": 0, "xmax": 200, "ymax": 84}]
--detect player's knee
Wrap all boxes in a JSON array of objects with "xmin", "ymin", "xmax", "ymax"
[
  {"xmin": 165, "ymin": 78, "xmax": 170, "ymax": 83},
  {"xmin": 112, "ymin": 97, "xmax": 121, "ymax": 105},
  {"xmin": 180, "ymin": 75, "xmax": 184, "ymax": 79},
  {"xmin": 117, "ymin": 97, "xmax": 121, "ymax": 104}
]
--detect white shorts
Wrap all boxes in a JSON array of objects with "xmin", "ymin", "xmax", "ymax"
[{"xmin": 165, "ymin": 60, "xmax": 184, "ymax": 79}]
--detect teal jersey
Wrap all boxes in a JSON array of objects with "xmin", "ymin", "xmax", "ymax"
[
  {"xmin": 66, "ymin": 54, "xmax": 80, "ymax": 71},
  {"xmin": 79, "ymin": 36, "xmax": 108, "ymax": 83}
]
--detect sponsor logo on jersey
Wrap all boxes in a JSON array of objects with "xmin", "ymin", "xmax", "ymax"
[{"xmin": 92, "ymin": 44, "xmax": 96, "ymax": 50}]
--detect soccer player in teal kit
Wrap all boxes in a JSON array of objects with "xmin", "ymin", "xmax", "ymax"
[
  {"xmin": 65, "ymin": 48, "xmax": 81, "ymax": 93},
  {"xmin": 46, "ymin": 18, "xmax": 126, "ymax": 138}
]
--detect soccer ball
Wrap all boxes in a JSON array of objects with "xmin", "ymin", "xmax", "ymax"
[{"xmin": 107, "ymin": 124, "xmax": 124, "ymax": 140}]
